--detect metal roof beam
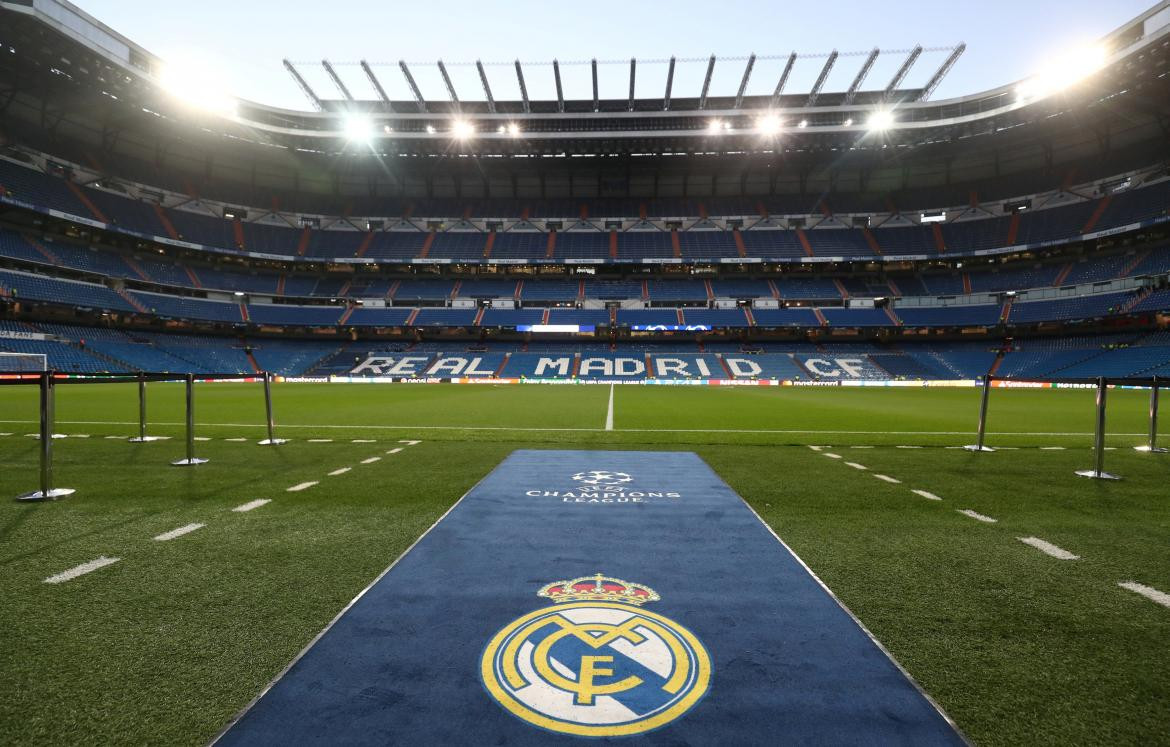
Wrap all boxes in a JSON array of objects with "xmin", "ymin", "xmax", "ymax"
[
  {"xmin": 884, "ymin": 46, "xmax": 922, "ymax": 99},
  {"xmin": 699, "ymin": 55, "xmax": 716, "ymax": 109},
  {"xmin": 359, "ymin": 60, "xmax": 392, "ymax": 108},
  {"xmin": 283, "ymin": 60, "xmax": 322, "ymax": 111},
  {"xmin": 437, "ymin": 60, "xmax": 460, "ymax": 110},
  {"xmin": 806, "ymin": 50, "xmax": 838, "ymax": 106},
  {"xmin": 771, "ymin": 52, "xmax": 796, "ymax": 105},
  {"xmin": 917, "ymin": 43, "xmax": 965, "ymax": 101},
  {"xmin": 842, "ymin": 47, "xmax": 879, "ymax": 105},
  {"xmin": 515, "ymin": 60, "xmax": 530, "ymax": 113},
  {"xmin": 321, "ymin": 60, "xmax": 354, "ymax": 102},
  {"xmin": 398, "ymin": 60, "xmax": 427, "ymax": 112},
  {"xmin": 627, "ymin": 58, "xmax": 636, "ymax": 111},
  {"xmin": 591, "ymin": 58, "xmax": 599, "ymax": 112},
  {"xmin": 734, "ymin": 53, "xmax": 756, "ymax": 109},
  {"xmin": 553, "ymin": 59, "xmax": 564, "ymax": 113},
  {"xmin": 663, "ymin": 56, "xmax": 675, "ymax": 111},
  {"xmin": 476, "ymin": 60, "xmax": 495, "ymax": 113}
]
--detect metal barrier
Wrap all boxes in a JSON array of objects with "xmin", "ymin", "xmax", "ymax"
[
  {"xmin": 965, "ymin": 374, "xmax": 1166, "ymax": 480},
  {"xmin": 2, "ymin": 371, "xmax": 278, "ymax": 500}
]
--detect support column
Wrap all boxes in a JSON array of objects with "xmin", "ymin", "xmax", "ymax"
[
  {"xmin": 964, "ymin": 377, "xmax": 995, "ymax": 452},
  {"xmin": 172, "ymin": 373, "xmax": 208, "ymax": 466},
  {"xmin": 1076, "ymin": 377, "xmax": 1120, "ymax": 479},
  {"xmin": 258, "ymin": 372, "xmax": 287, "ymax": 445},
  {"xmin": 128, "ymin": 374, "xmax": 164, "ymax": 442}
]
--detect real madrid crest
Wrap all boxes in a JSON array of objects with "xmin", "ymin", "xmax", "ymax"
[{"xmin": 480, "ymin": 574, "xmax": 712, "ymax": 737}]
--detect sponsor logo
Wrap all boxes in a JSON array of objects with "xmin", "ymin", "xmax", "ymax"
[{"xmin": 481, "ymin": 574, "xmax": 711, "ymax": 737}]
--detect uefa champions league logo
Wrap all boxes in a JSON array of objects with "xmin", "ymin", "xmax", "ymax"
[{"xmin": 571, "ymin": 470, "xmax": 634, "ymax": 491}]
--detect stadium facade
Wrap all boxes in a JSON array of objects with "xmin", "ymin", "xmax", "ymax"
[{"xmin": 1, "ymin": 0, "xmax": 1169, "ymax": 381}]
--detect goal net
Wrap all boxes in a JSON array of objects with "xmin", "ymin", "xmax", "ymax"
[{"xmin": 0, "ymin": 352, "xmax": 48, "ymax": 372}]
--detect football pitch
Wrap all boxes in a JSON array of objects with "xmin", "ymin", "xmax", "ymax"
[{"xmin": 1, "ymin": 382, "xmax": 1168, "ymax": 744}]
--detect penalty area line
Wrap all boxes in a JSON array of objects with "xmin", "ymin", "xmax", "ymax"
[{"xmin": 605, "ymin": 384, "xmax": 614, "ymax": 431}]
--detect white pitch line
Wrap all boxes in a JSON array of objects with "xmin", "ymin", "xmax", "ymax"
[
  {"xmin": 224, "ymin": 437, "xmax": 247, "ymax": 442},
  {"xmin": 154, "ymin": 523, "xmax": 205, "ymax": 542},
  {"xmin": 845, "ymin": 462, "xmax": 867, "ymax": 470},
  {"xmin": 851, "ymin": 445, "xmax": 874, "ymax": 449},
  {"xmin": 0, "ymin": 432, "xmax": 11, "ymax": 436},
  {"xmin": 1040, "ymin": 446, "xmax": 1065, "ymax": 451},
  {"xmin": 287, "ymin": 481, "xmax": 318, "ymax": 492},
  {"xmin": 195, "ymin": 436, "xmax": 212, "ymax": 441},
  {"xmin": 361, "ymin": 456, "xmax": 381, "ymax": 464},
  {"xmin": 44, "ymin": 556, "xmax": 120, "ymax": 584},
  {"xmin": 823, "ymin": 453, "xmax": 842, "ymax": 459},
  {"xmin": 232, "ymin": 499, "xmax": 271, "ymax": 512},
  {"xmin": 1019, "ymin": 536, "xmax": 1079, "ymax": 560},
  {"xmin": 352, "ymin": 439, "xmax": 375, "ymax": 443},
  {"xmin": 104, "ymin": 435, "xmax": 123, "ymax": 439},
  {"xmin": 70, "ymin": 434, "xmax": 90, "ymax": 438},
  {"xmin": 807, "ymin": 445, "xmax": 824, "ymax": 451},
  {"xmin": 874, "ymin": 474, "xmax": 902, "ymax": 484},
  {"xmin": 912, "ymin": 489, "xmax": 943, "ymax": 501},
  {"xmin": 328, "ymin": 467, "xmax": 352, "ymax": 476},
  {"xmin": 1119, "ymin": 581, "xmax": 1170, "ymax": 609},
  {"xmin": 398, "ymin": 440, "xmax": 421, "ymax": 445},
  {"xmin": 0, "ymin": 418, "xmax": 1153, "ymax": 437},
  {"xmin": 895, "ymin": 445, "xmax": 922, "ymax": 449},
  {"xmin": 307, "ymin": 438, "xmax": 334, "ymax": 443},
  {"xmin": 605, "ymin": 383, "xmax": 615, "ymax": 431},
  {"xmin": 957, "ymin": 509, "xmax": 997, "ymax": 523},
  {"xmin": 385, "ymin": 447, "xmax": 403, "ymax": 454}
]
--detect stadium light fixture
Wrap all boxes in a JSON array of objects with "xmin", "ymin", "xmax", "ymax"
[
  {"xmin": 157, "ymin": 61, "xmax": 237, "ymax": 117},
  {"xmin": 342, "ymin": 114, "xmax": 373, "ymax": 143},
  {"xmin": 425, "ymin": 124, "xmax": 436, "ymax": 134},
  {"xmin": 1016, "ymin": 42, "xmax": 1108, "ymax": 101},
  {"xmin": 507, "ymin": 122, "xmax": 521, "ymax": 137},
  {"xmin": 755, "ymin": 114, "xmax": 781, "ymax": 136},
  {"xmin": 707, "ymin": 119, "xmax": 724, "ymax": 134},
  {"xmin": 452, "ymin": 119, "xmax": 476, "ymax": 140},
  {"xmin": 843, "ymin": 118, "xmax": 853, "ymax": 127},
  {"xmin": 797, "ymin": 119, "xmax": 808, "ymax": 129},
  {"xmin": 867, "ymin": 109, "xmax": 895, "ymax": 131}
]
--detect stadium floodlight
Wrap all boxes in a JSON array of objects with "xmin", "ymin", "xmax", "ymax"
[
  {"xmin": 755, "ymin": 114, "xmax": 781, "ymax": 136},
  {"xmin": 507, "ymin": 122, "xmax": 521, "ymax": 137},
  {"xmin": 1016, "ymin": 42, "xmax": 1108, "ymax": 101},
  {"xmin": 383, "ymin": 125, "xmax": 393, "ymax": 134},
  {"xmin": 843, "ymin": 118, "xmax": 853, "ymax": 127},
  {"xmin": 425, "ymin": 124, "xmax": 436, "ymax": 134},
  {"xmin": 797, "ymin": 119, "xmax": 808, "ymax": 129},
  {"xmin": 867, "ymin": 109, "xmax": 895, "ymax": 131},
  {"xmin": 451, "ymin": 119, "xmax": 476, "ymax": 140},
  {"xmin": 157, "ymin": 61, "xmax": 237, "ymax": 117},
  {"xmin": 343, "ymin": 114, "xmax": 373, "ymax": 143},
  {"xmin": 707, "ymin": 119, "xmax": 724, "ymax": 134}
]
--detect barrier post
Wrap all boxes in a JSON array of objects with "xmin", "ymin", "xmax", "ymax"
[
  {"xmin": 1076, "ymin": 376, "xmax": 1120, "ymax": 480},
  {"xmin": 258, "ymin": 372, "xmax": 287, "ymax": 445},
  {"xmin": 1135, "ymin": 377, "xmax": 1166, "ymax": 453},
  {"xmin": 128, "ymin": 373, "xmax": 163, "ymax": 442},
  {"xmin": 171, "ymin": 373, "xmax": 208, "ymax": 466},
  {"xmin": 964, "ymin": 376, "xmax": 995, "ymax": 452},
  {"xmin": 16, "ymin": 372, "xmax": 75, "ymax": 501}
]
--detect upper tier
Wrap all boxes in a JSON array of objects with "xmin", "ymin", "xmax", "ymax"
[{"xmin": 2, "ymin": 157, "xmax": 1168, "ymax": 265}]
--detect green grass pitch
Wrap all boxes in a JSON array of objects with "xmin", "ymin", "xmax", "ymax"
[{"xmin": 1, "ymin": 382, "xmax": 1168, "ymax": 744}]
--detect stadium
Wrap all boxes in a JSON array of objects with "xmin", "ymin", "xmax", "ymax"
[{"xmin": 1, "ymin": 0, "xmax": 1169, "ymax": 743}]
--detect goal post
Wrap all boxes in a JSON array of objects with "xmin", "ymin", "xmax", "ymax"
[{"xmin": 0, "ymin": 352, "xmax": 48, "ymax": 372}]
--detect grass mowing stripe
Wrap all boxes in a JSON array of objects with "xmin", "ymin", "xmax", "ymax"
[
  {"xmin": 154, "ymin": 523, "xmax": 205, "ymax": 542},
  {"xmin": 232, "ymin": 499, "xmax": 270, "ymax": 513},
  {"xmin": 1119, "ymin": 582, "xmax": 1170, "ymax": 609},
  {"xmin": 1018, "ymin": 537, "xmax": 1080, "ymax": 560},
  {"xmin": 957, "ymin": 509, "xmax": 997, "ymax": 524},
  {"xmin": 43, "ymin": 557, "xmax": 120, "ymax": 584}
]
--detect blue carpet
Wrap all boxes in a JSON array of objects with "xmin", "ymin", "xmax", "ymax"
[{"xmin": 216, "ymin": 450, "xmax": 965, "ymax": 744}]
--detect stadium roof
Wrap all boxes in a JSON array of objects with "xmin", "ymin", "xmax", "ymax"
[{"xmin": 1, "ymin": 0, "xmax": 1168, "ymax": 205}]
